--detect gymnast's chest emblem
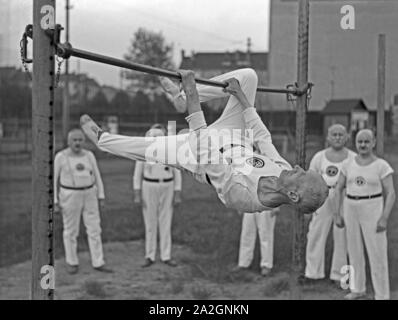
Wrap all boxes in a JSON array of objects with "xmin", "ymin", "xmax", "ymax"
[
  {"xmin": 75, "ymin": 163, "xmax": 85, "ymax": 171},
  {"xmin": 326, "ymin": 165, "xmax": 339, "ymax": 177},
  {"xmin": 355, "ymin": 176, "xmax": 366, "ymax": 186},
  {"xmin": 246, "ymin": 157, "xmax": 265, "ymax": 168}
]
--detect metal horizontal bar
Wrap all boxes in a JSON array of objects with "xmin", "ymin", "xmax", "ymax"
[{"xmin": 58, "ymin": 44, "xmax": 299, "ymax": 95}]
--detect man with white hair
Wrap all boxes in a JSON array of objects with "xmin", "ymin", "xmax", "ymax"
[
  {"xmin": 80, "ymin": 68, "xmax": 329, "ymax": 215},
  {"xmin": 303, "ymin": 124, "xmax": 356, "ymax": 284},
  {"xmin": 133, "ymin": 124, "xmax": 182, "ymax": 268},
  {"xmin": 54, "ymin": 128, "xmax": 112, "ymax": 274}
]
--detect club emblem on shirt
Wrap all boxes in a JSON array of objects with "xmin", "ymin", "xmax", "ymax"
[
  {"xmin": 75, "ymin": 163, "xmax": 85, "ymax": 171},
  {"xmin": 355, "ymin": 176, "xmax": 366, "ymax": 186},
  {"xmin": 326, "ymin": 165, "xmax": 339, "ymax": 177},
  {"xmin": 246, "ymin": 157, "xmax": 265, "ymax": 168}
]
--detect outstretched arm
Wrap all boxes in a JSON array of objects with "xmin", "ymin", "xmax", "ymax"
[{"xmin": 223, "ymin": 79, "xmax": 290, "ymax": 167}]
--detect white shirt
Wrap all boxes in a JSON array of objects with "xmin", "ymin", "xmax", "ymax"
[
  {"xmin": 216, "ymin": 108, "xmax": 292, "ymax": 213},
  {"xmin": 54, "ymin": 149, "xmax": 105, "ymax": 204},
  {"xmin": 341, "ymin": 157, "xmax": 394, "ymax": 196},
  {"xmin": 133, "ymin": 162, "xmax": 182, "ymax": 191},
  {"xmin": 310, "ymin": 149, "xmax": 356, "ymax": 188}
]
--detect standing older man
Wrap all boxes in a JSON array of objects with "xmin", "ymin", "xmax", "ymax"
[
  {"xmin": 133, "ymin": 124, "xmax": 182, "ymax": 268},
  {"xmin": 81, "ymin": 69, "xmax": 329, "ymax": 215},
  {"xmin": 54, "ymin": 128, "xmax": 112, "ymax": 274},
  {"xmin": 303, "ymin": 124, "xmax": 356, "ymax": 284}
]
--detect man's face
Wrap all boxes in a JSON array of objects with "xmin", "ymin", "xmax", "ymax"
[
  {"xmin": 356, "ymin": 130, "xmax": 375, "ymax": 156},
  {"xmin": 68, "ymin": 130, "xmax": 85, "ymax": 153},
  {"xmin": 327, "ymin": 125, "xmax": 347, "ymax": 150}
]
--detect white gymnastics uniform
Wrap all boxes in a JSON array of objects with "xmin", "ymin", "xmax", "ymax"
[
  {"xmin": 238, "ymin": 210, "xmax": 276, "ymax": 269},
  {"xmin": 97, "ymin": 68, "xmax": 292, "ymax": 214},
  {"xmin": 54, "ymin": 149, "xmax": 106, "ymax": 268},
  {"xmin": 305, "ymin": 149, "xmax": 356, "ymax": 280},
  {"xmin": 133, "ymin": 161, "xmax": 182, "ymax": 262},
  {"xmin": 341, "ymin": 157, "xmax": 394, "ymax": 300}
]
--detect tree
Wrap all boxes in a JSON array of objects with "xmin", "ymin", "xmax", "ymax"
[
  {"xmin": 124, "ymin": 28, "xmax": 175, "ymax": 93},
  {"xmin": 111, "ymin": 90, "xmax": 131, "ymax": 116},
  {"xmin": 87, "ymin": 90, "xmax": 110, "ymax": 117}
]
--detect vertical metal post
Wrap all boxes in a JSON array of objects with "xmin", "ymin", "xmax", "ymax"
[
  {"xmin": 290, "ymin": 0, "xmax": 309, "ymax": 300},
  {"xmin": 62, "ymin": 0, "xmax": 70, "ymax": 146},
  {"xmin": 377, "ymin": 34, "xmax": 385, "ymax": 156},
  {"xmin": 32, "ymin": 0, "xmax": 55, "ymax": 300}
]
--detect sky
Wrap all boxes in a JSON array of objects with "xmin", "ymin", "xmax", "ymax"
[{"xmin": 4, "ymin": 0, "xmax": 270, "ymax": 87}]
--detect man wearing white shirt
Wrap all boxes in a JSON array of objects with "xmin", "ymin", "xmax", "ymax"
[
  {"xmin": 54, "ymin": 129, "xmax": 112, "ymax": 274},
  {"xmin": 133, "ymin": 124, "xmax": 182, "ymax": 267},
  {"xmin": 81, "ymin": 69, "xmax": 328, "ymax": 216},
  {"xmin": 304, "ymin": 124, "xmax": 356, "ymax": 284}
]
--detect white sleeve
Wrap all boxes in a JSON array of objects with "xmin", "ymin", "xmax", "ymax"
[
  {"xmin": 242, "ymin": 107, "xmax": 291, "ymax": 168},
  {"xmin": 88, "ymin": 151, "xmax": 105, "ymax": 199},
  {"xmin": 133, "ymin": 161, "xmax": 144, "ymax": 190},
  {"xmin": 53, "ymin": 152, "xmax": 63, "ymax": 205},
  {"xmin": 379, "ymin": 159, "xmax": 394, "ymax": 180},
  {"xmin": 309, "ymin": 152, "xmax": 322, "ymax": 173}
]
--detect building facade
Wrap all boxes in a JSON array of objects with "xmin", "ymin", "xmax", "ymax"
[{"xmin": 268, "ymin": 0, "xmax": 398, "ymax": 112}]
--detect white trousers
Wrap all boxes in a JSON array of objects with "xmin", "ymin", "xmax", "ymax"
[
  {"xmin": 97, "ymin": 69, "xmax": 259, "ymax": 180},
  {"xmin": 238, "ymin": 211, "xmax": 276, "ymax": 269},
  {"xmin": 344, "ymin": 198, "xmax": 389, "ymax": 300},
  {"xmin": 59, "ymin": 187, "xmax": 104, "ymax": 268},
  {"xmin": 142, "ymin": 181, "xmax": 174, "ymax": 261},
  {"xmin": 305, "ymin": 195, "xmax": 348, "ymax": 280}
]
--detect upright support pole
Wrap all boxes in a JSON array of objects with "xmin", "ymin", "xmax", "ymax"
[
  {"xmin": 377, "ymin": 34, "xmax": 385, "ymax": 156},
  {"xmin": 32, "ymin": 0, "xmax": 56, "ymax": 300},
  {"xmin": 290, "ymin": 0, "xmax": 309, "ymax": 300},
  {"xmin": 62, "ymin": 0, "xmax": 70, "ymax": 147}
]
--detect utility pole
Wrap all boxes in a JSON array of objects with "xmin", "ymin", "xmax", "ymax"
[
  {"xmin": 32, "ymin": 0, "xmax": 55, "ymax": 300},
  {"xmin": 330, "ymin": 65, "xmax": 336, "ymax": 100},
  {"xmin": 290, "ymin": 0, "xmax": 309, "ymax": 300},
  {"xmin": 246, "ymin": 37, "xmax": 252, "ymax": 66},
  {"xmin": 62, "ymin": 0, "xmax": 71, "ymax": 146},
  {"xmin": 377, "ymin": 34, "xmax": 386, "ymax": 156}
]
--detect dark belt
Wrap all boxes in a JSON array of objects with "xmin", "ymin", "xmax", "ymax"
[
  {"xmin": 346, "ymin": 193, "xmax": 382, "ymax": 200},
  {"xmin": 143, "ymin": 177, "xmax": 173, "ymax": 183},
  {"xmin": 60, "ymin": 184, "xmax": 94, "ymax": 190},
  {"xmin": 219, "ymin": 144, "xmax": 246, "ymax": 154}
]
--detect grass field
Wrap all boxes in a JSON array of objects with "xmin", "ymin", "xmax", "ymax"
[{"xmin": 1, "ymin": 138, "xmax": 398, "ymax": 299}]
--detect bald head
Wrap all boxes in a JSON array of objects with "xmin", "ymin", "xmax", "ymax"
[{"xmin": 327, "ymin": 124, "xmax": 348, "ymax": 150}]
